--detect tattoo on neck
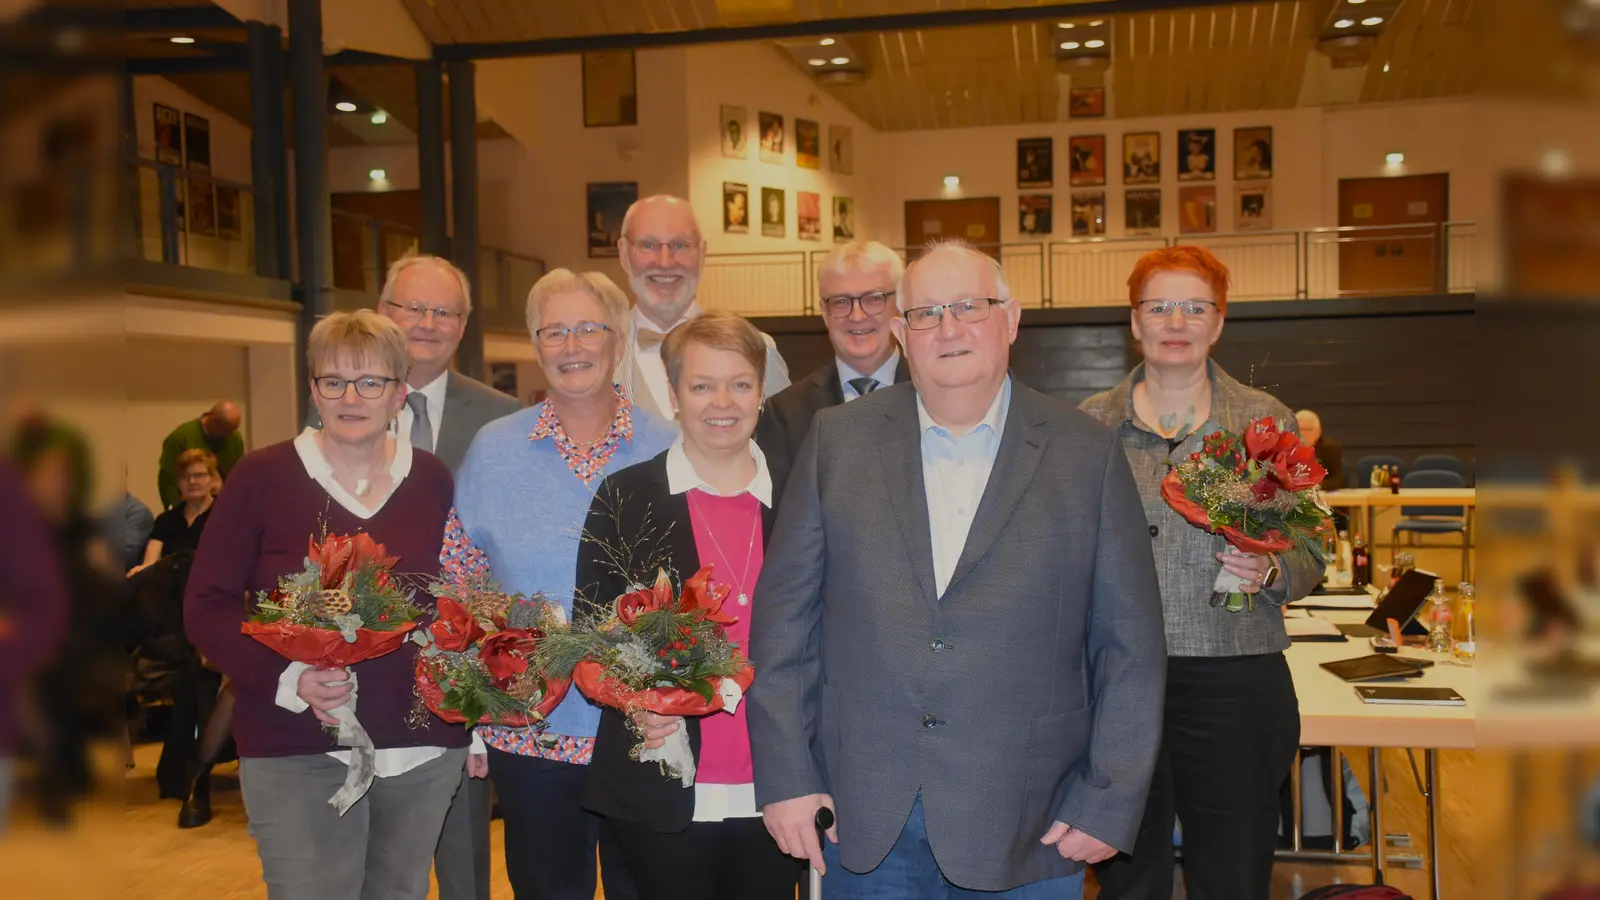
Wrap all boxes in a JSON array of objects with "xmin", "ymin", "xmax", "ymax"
[{"xmin": 1158, "ymin": 406, "xmax": 1198, "ymax": 439}]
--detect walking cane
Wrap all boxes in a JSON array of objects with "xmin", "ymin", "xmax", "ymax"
[{"xmin": 810, "ymin": 806, "xmax": 834, "ymax": 898}]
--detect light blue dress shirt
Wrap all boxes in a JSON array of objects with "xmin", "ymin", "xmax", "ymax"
[
  {"xmin": 916, "ymin": 377, "xmax": 1012, "ymax": 597},
  {"xmin": 837, "ymin": 351, "xmax": 903, "ymax": 401}
]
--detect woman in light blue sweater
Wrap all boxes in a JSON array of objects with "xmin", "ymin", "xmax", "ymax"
[{"xmin": 444, "ymin": 269, "xmax": 674, "ymax": 900}]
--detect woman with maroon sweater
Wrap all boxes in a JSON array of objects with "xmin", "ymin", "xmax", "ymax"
[{"xmin": 185, "ymin": 310, "xmax": 473, "ymax": 900}]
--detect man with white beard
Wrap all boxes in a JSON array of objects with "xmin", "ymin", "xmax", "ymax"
[{"xmin": 613, "ymin": 194, "xmax": 790, "ymax": 421}]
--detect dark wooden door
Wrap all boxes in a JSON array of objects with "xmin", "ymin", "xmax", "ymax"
[
  {"xmin": 1337, "ymin": 174, "xmax": 1448, "ymax": 294},
  {"xmin": 903, "ymin": 197, "xmax": 1002, "ymax": 260}
]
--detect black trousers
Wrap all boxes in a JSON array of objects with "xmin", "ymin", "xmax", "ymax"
[
  {"xmin": 607, "ymin": 814, "xmax": 803, "ymax": 900},
  {"xmin": 486, "ymin": 748, "xmax": 638, "ymax": 900},
  {"xmin": 1092, "ymin": 652, "xmax": 1300, "ymax": 900}
]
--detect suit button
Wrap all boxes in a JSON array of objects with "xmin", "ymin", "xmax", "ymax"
[
  {"xmin": 922, "ymin": 715, "xmax": 938, "ymax": 728},
  {"xmin": 1149, "ymin": 525, "xmax": 1159, "ymax": 538},
  {"xmin": 930, "ymin": 639, "xmax": 945, "ymax": 652}
]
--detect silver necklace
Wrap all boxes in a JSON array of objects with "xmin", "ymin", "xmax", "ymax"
[{"xmin": 687, "ymin": 491, "xmax": 760, "ymax": 607}]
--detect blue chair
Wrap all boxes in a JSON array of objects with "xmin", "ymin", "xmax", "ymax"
[
  {"xmin": 1350, "ymin": 455, "xmax": 1404, "ymax": 489},
  {"xmin": 1412, "ymin": 454, "xmax": 1468, "ymax": 482},
  {"xmin": 1392, "ymin": 469, "xmax": 1470, "ymax": 580}
]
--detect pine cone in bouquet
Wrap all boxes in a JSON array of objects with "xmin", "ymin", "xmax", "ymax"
[{"xmin": 305, "ymin": 589, "xmax": 354, "ymax": 619}]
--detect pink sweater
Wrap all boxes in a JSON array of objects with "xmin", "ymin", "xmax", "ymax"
[{"xmin": 686, "ymin": 489, "xmax": 764, "ymax": 786}]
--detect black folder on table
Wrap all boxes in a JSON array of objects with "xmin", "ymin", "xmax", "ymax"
[{"xmin": 1320, "ymin": 653, "xmax": 1434, "ymax": 683}]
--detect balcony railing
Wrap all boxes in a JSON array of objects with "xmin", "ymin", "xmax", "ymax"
[{"xmin": 698, "ymin": 222, "xmax": 1476, "ymax": 316}]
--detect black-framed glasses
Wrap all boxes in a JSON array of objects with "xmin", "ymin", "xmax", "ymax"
[
  {"xmin": 383, "ymin": 299, "xmax": 466, "ymax": 324},
  {"xmin": 313, "ymin": 375, "xmax": 401, "ymax": 400},
  {"xmin": 535, "ymin": 322, "xmax": 611, "ymax": 348},
  {"xmin": 1138, "ymin": 299, "xmax": 1218, "ymax": 318},
  {"xmin": 901, "ymin": 297, "xmax": 1004, "ymax": 331},
  {"xmin": 823, "ymin": 291, "xmax": 894, "ymax": 318}
]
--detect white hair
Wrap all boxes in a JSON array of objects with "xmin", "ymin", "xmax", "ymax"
[
  {"xmin": 619, "ymin": 194, "xmax": 703, "ymax": 244},
  {"xmin": 1295, "ymin": 409, "xmax": 1321, "ymax": 428},
  {"xmin": 897, "ymin": 239, "xmax": 1012, "ymax": 310},
  {"xmin": 816, "ymin": 241, "xmax": 905, "ymax": 293},
  {"xmin": 379, "ymin": 254, "xmax": 473, "ymax": 315}
]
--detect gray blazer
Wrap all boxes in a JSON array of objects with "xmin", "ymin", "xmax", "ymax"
[
  {"xmin": 747, "ymin": 381, "xmax": 1167, "ymax": 891},
  {"xmin": 307, "ymin": 371, "xmax": 520, "ymax": 474}
]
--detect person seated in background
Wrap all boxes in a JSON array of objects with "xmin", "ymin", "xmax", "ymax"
[
  {"xmin": 129, "ymin": 449, "xmax": 218, "ymax": 579},
  {"xmin": 1295, "ymin": 409, "xmax": 1344, "ymax": 488},
  {"xmin": 158, "ymin": 401, "xmax": 243, "ymax": 508}
]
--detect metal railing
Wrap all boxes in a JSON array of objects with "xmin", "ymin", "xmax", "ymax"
[
  {"xmin": 697, "ymin": 222, "xmax": 1477, "ymax": 315},
  {"xmin": 131, "ymin": 158, "xmax": 258, "ymax": 275}
]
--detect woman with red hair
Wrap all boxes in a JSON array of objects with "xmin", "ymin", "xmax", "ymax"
[{"xmin": 1079, "ymin": 245, "xmax": 1322, "ymax": 900}]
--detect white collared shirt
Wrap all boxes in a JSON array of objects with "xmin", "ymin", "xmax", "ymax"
[
  {"xmin": 277, "ymin": 428, "xmax": 483, "ymax": 771},
  {"xmin": 664, "ymin": 436, "xmax": 769, "ymax": 822},
  {"xmin": 917, "ymin": 378, "xmax": 1012, "ymax": 597},
  {"xmin": 837, "ymin": 351, "xmax": 902, "ymax": 402},
  {"xmin": 633, "ymin": 304, "xmax": 699, "ymax": 419},
  {"xmin": 393, "ymin": 370, "xmax": 449, "ymax": 453}
]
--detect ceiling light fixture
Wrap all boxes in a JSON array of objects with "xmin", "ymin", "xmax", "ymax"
[
  {"xmin": 1542, "ymin": 148, "xmax": 1572, "ymax": 177},
  {"xmin": 1089, "ymin": 20, "xmax": 1104, "ymax": 26},
  {"xmin": 1382, "ymin": 62, "xmax": 1390, "ymax": 72},
  {"xmin": 335, "ymin": 101, "xmax": 357, "ymax": 112},
  {"xmin": 369, "ymin": 169, "xmax": 387, "ymax": 181},
  {"xmin": 820, "ymin": 37, "xmax": 836, "ymax": 46},
  {"xmin": 1085, "ymin": 39, "xmax": 1106, "ymax": 48},
  {"xmin": 1361, "ymin": 16, "xmax": 1383, "ymax": 25},
  {"xmin": 830, "ymin": 56, "xmax": 850, "ymax": 64},
  {"xmin": 808, "ymin": 58, "xmax": 827, "ymax": 66},
  {"xmin": 170, "ymin": 35, "xmax": 195, "ymax": 44},
  {"xmin": 1334, "ymin": 18, "xmax": 1354, "ymax": 28},
  {"xmin": 1385, "ymin": 152, "xmax": 1405, "ymax": 165},
  {"xmin": 1061, "ymin": 41, "xmax": 1081, "ymax": 49},
  {"xmin": 1058, "ymin": 22, "xmax": 1075, "ymax": 28},
  {"xmin": 370, "ymin": 110, "xmax": 388, "ymax": 124},
  {"xmin": 943, "ymin": 175, "xmax": 960, "ymax": 187}
]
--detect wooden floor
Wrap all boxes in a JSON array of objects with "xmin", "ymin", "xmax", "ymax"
[{"xmin": 8, "ymin": 742, "xmax": 1584, "ymax": 900}]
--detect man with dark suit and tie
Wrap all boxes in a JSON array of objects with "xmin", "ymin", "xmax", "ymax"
[
  {"xmin": 749, "ymin": 241, "xmax": 1167, "ymax": 899},
  {"xmin": 328, "ymin": 253, "xmax": 519, "ymax": 900},
  {"xmin": 756, "ymin": 241, "xmax": 908, "ymax": 502}
]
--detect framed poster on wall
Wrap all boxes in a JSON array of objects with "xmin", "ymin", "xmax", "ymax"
[
  {"xmin": 796, "ymin": 119, "xmax": 821, "ymax": 169},
  {"xmin": 832, "ymin": 196, "xmax": 855, "ymax": 243},
  {"xmin": 1068, "ymin": 135, "xmax": 1107, "ymax": 186},
  {"xmin": 1123, "ymin": 132, "xmax": 1159, "ymax": 185},
  {"xmin": 1178, "ymin": 128, "xmax": 1216, "ymax": 181},
  {"xmin": 1019, "ymin": 195, "xmax": 1052, "ymax": 236},
  {"xmin": 761, "ymin": 187, "xmax": 786, "ymax": 238},
  {"xmin": 1125, "ymin": 189, "xmax": 1162, "ymax": 236},
  {"xmin": 829, "ymin": 124, "xmax": 853, "ymax": 174},
  {"xmin": 798, "ymin": 191, "xmax": 821, "ymax": 240},
  {"xmin": 1235, "ymin": 126, "xmax": 1273, "ymax": 180},
  {"xmin": 1179, "ymin": 185, "xmax": 1218, "ymax": 234},
  {"xmin": 723, "ymin": 182, "xmax": 749, "ymax": 234},
  {"xmin": 1017, "ymin": 137, "xmax": 1052, "ymax": 189},
  {"xmin": 182, "ymin": 112, "xmax": 211, "ymax": 172},
  {"xmin": 759, "ymin": 112, "xmax": 785, "ymax": 163},
  {"xmin": 1071, "ymin": 191, "xmax": 1106, "ymax": 237},
  {"xmin": 721, "ymin": 105, "xmax": 748, "ymax": 159},
  {"xmin": 153, "ymin": 103, "xmax": 182, "ymax": 166},
  {"xmin": 1068, "ymin": 86, "xmax": 1106, "ymax": 118},
  {"xmin": 1236, "ymin": 183, "xmax": 1273, "ymax": 230},
  {"xmin": 587, "ymin": 182, "xmax": 638, "ymax": 257},
  {"xmin": 582, "ymin": 50, "xmax": 638, "ymax": 127}
]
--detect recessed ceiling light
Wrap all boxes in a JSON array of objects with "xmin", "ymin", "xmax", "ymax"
[
  {"xmin": 1385, "ymin": 152, "xmax": 1404, "ymax": 165},
  {"xmin": 1349, "ymin": 0, "xmax": 1366, "ymax": 3},
  {"xmin": 370, "ymin": 110, "xmax": 388, "ymax": 125},
  {"xmin": 1058, "ymin": 22, "xmax": 1076, "ymax": 29},
  {"xmin": 1542, "ymin": 148, "xmax": 1572, "ymax": 177},
  {"xmin": 1361, "ymin": 16, "xmax": 1383, "ymax": 25},
  {"xmin": 1089, "ymin": 19, "xmax": 1104, "ymax": 26},
  {"xmin": 808, "ymin": 58, "xmax": 827, "ymax": 66},
  {"xmin": 830, "ymin": 56, "xmax": 850, "ymax": 65},
  {"xmin": 1086, "ymin": 39, "xmax": 1106, "ymax": 48},
  {"xmin": 170, "ymin": 36, "xmax": 195, "ymax": 44},
  {"xmin": 1061, "ymin": 41, "xmax": 1081, "ymax": 50},
  {"xmin": 335, "ymin": 101, "xmax": 358, "ymax": 112},
  {"xmin": 1335, "ymin": 19, "xmax": 1354, "ymax": 28},
  {"xmin": 943, "ymin": 175, "xmax": 960, "ymax": 187},
  {"xmin": 1382, "ymin": 62, "xmax": 1390, "ymax": 72},
  {"xmin": 369, "ymin": 168, "xmax": 387, "ymax": 181},
  {"xmin": 820, "ymin": 37, "xmax": 836, "ymax": 46}
]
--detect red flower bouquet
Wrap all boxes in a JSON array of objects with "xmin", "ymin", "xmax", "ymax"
[
  {"xmin": 538, "ymin": 567, "xmax": 753, "ymax": 785},
  {"xmin": 242, "ymin": 531, "xmax": 425, "ymax": 813},
  {"xmin": 413, "ymin": 578, "xmax": 572, "ymax": 727},
  {"xmin": 1161, "ymin": 416, "xmax": 1331, "ymax": 612}
]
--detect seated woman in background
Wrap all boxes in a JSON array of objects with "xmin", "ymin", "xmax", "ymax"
[
  {"xmin": 578, "ymin": 310, "xmax": 803, "ymax": 900},
  {"xmin": 128, "ymin": 448, "xmax": 218, "ymax": 578}
]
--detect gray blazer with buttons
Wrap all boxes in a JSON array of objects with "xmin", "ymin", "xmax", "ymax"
[{"xmin": 747, "ymin": 380, "xmax": 1167, "ymax": 891}]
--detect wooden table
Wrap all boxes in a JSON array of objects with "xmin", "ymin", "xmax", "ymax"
[
  {"xmin": 1323, "ymin": 488, "xmax": 1477, "ymax": 579},
  {"xmin": 1284, "ymin": 609, "xmax": 1474, "ymax": 900}
]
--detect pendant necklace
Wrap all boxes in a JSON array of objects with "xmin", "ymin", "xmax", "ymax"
[{"xmin": 688, "ymin": 491, "xmax": 760, "ymax": 606}]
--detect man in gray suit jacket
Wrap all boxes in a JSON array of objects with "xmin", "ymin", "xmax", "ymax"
[{"xmin": 749, "ymin": 241, "xmax": 1167, "ymax": 898}]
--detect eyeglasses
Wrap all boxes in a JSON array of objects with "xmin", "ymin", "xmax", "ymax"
[
  {"xmin": 313, "ymin": 375, "xmax": 400, "ymax": 400},
  {"xmin": 179, "ymin": 471, "xmax": 212, "ymax": 483},
  {"xmin": 535, "ymin": 322, "xmax": 611, "ymax": 348},
  {"xmin": 626, "ymin": 237, "xmax": 700, "ymax": 257},
  {"xmin": 823, "ymin": 291, "xmax": 894, "ymax": 318},
  {"xmin": 1139, "ymin": 299, "xmax": 1218, "ymax": 318},
  {"xmin": 901, "ymin": 297, "xmax": 1004, "ymax": 331},
  {"xmin": 383, "ymin": 299, "xmax": 466, "ymax": 324}
]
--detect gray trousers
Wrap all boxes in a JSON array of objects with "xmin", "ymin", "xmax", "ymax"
[
  {"xmin": 433, "ymin": 765, "xmax": 493, "ymax": 900},
  {"xmin": 240, "ymin": 749, "xmax": 467, "ymax": 900}
]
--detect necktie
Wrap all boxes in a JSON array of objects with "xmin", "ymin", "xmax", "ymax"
[
  {"xmin": 637, "ymin": 328, "xmax": 668, "ymax": 350},
  {"xmin": 406, "ymin": 392, "xmax": 433, "ymax": 452},
  {"xmin": 848, "ymin": 376, "xmax": 881, "ymax": 398}
]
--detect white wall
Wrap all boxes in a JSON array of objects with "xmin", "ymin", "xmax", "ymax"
[{"xmin": 131, "ymin": 76, "xmax": 253, "ymax": 185}]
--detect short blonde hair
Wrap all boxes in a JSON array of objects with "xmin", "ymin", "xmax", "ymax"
[
  {"xmin": 816, "ymin": 241, "xmax": 905, "ymax": 291},
  {"xmin": 380, "ymin": 254, "xmax": 473, "ymax": 315},
  {"xmin": 308, "ymin": 309, "xmax": 410, "ymax": 381},
  {"xmin": 173, "ymin": 447, "xmax": 219, "ymax": 480},
  {"xmin": 524, "ymin": 268, "xmax": 631, "ymax": 342},
  {"xmin": 661, "ymin": 310, "xmax": 767, "ymax": 390}
]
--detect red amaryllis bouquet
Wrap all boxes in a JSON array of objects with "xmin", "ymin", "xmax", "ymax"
[
  {"xmin": 412, "ymin": 576, "xmax": 572, "ymax": 727},
  {"xmin": 536, "ymin": 567, "xmax": 753, "ymax": 786},
  {"xmin": 1161, "ymin": 416, "xmax": 1331, "ymax": 612}
]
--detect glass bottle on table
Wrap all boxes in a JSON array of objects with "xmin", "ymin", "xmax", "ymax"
[
  {"xmin": 1452, "ymin": 582, "xmax": 1476, "ymax": 664},
  {"xmin": 1426, "ymin": 582, "xmax": 1454, "ymax": 655},
  {"xmin": 1351, "ymin": 535, "xmax": 1370, "ymax": 587}
]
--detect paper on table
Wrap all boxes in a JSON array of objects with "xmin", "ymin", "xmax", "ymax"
[
  {"xmin": 1290, "ymin": 593, "xmax": 1377, "ymax": 610},
  {"xmin": 1285, "ymin": 615, "xmax": 1343, "ymax": 638}
]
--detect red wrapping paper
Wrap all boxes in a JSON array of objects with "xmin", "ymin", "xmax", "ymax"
[
  {"xmin": 1160, "ymin": 469, "xmax": 1293, "ymax": 556},
  {"xmin": 414, "ymin": 662, "xmax": 572, "ymax": 726},
  {"xmin": 241, "ymin": 620, "xmax": 417, "ymax": 669},
  {"xmin": 571, "ymin": 657, "xmax": 755, "ymax": 717}
]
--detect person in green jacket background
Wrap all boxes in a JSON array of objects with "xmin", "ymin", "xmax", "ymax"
[{"xmin": 158, "ymin": 401, "xmax": 243, "ymax": 508}]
